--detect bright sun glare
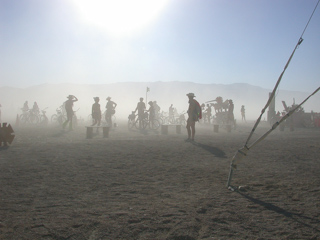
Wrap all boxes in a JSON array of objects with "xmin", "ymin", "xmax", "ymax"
[{"xmin": 72, "ymin": 0, "xmax": 169, "ymax": 36}]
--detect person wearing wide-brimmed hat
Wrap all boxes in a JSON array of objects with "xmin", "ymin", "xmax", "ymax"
[
  {"xmin": 91, "ymin": 97, "xmax": 101, "ymax": 126},
  {"xmin": 105, "ymin": 96, "xmax": 117, "ymax": 127},
  {"xmin": 62, "ymin": 95, "xmax": 78, "ymax": 130},
  {"xmin": 186, "ymin": 93, "xmax": 200, "ymax": 141}
]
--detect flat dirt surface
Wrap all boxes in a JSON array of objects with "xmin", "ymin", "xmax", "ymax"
[{"xmin": 1, "ymin": 121, "xmax": 320, "ymax": 239}]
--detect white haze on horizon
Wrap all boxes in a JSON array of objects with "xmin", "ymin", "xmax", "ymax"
[{"xmin": 0, "ymin": 82, "xmax": 319, "ymax": 124}]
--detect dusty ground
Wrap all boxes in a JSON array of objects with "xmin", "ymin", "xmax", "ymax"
[{"xmin": 0, "ymin": 121, "xmax": 319, "ymax": 240}]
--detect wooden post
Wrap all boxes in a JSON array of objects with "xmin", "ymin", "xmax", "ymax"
[
  {"xmin": 86, "ymin": 127, "xmax": 93, "ymax": 139},
  {"xmin": 176, "ymin": 125, "xmax": 181, "ymax": 134},
  {"xmin": 103, "ymin": 127, "xmax": 110, "ymax": 138},
  {"xmin": 161, "ymin": 125, "xmax": 168, "ymax": 134}
]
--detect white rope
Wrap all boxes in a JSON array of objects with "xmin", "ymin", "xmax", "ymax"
[
  {"xmin": 227, "ymin": 87, "xmax": 320, "ymax": 189},
  {"xmin": 227, "ymin": 1, "xmax": 320, "ymax": 189}
]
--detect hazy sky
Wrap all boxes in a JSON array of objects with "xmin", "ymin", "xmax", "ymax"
[{"xmin": 1, "ymin": 0, "xmax": 319, "ymax": 92}]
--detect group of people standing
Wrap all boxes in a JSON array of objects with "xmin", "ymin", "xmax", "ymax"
[
  {"xmin": 133, "ymin": 98, "xmax": 161, "ymax": 129},
  {"xmin": 131, "ymin": 94, "xmax": 200, "ymax": 141},
  {"xmin": 16, "ymin": 92, "xmax": 242, "ymax": 141},
  {"xmin": 59, "ymin": 95, "xmax": 117, "ymax": 130},
  {"xmin": 91, "ymin": 96, "xmax": 117, "ymax": 128}
]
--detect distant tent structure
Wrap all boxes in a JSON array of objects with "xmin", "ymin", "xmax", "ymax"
[{"xmin": 227, "ymin": 0, "xmax": 320, "ymax": 190}]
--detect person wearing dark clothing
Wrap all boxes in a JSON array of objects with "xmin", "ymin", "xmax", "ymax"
[
  {"xmin": 228, "ymin": 99, "xmax": 234, "ymax": 125},
  {"xmin": 169, "ymin": 104, "xmax": 174, "ymax": 123},
  {"xmin": 148, "ymin": 101, "xmax": 155, "ymax": 120},
  {"xmin": 205, "ymin": 104, "xmax": 212, "ymax": 123},
  {"xmin": 32, "ymin": 102, "xmax": 40, "ymax": 115},
  {"xmin": 105, "ymin": 97, "xmax": 117, "ymax": 127},
  {"xmin": 62, "ymin": 95, "xmax": 78, "ymax": 130},
  {"xmin": 22, "ymin": 101, "xmax": 29, "ymax": 113},
  {"xmin": 241, "ymin": 105, "xmax": 246, "ymax": 122},
  {"xmin": 153, "ymin": 101, "xmax": 160, "ymax": 118},
  {"xmin": 92, "ymin": 97, "xmax": 101, "ymax": 126},
  {"xmin": 186, "ymin": 93, "xmax": 198, "ymax": 141},
  {"xmin": 135, "ymin": 97, "xmax": 146, "ymax": 129}
]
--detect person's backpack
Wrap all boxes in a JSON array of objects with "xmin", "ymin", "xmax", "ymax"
[{"xmin": 194, "ymin": 99, "xmax": 202, "ymax": 121}]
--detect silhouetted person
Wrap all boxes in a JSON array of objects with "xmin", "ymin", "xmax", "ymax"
[
  {"xmin": 186, "ymin": 93, "xmax": 201, "ymax": 141},
  {"xmin": 228, "ymin": 99, "xmax": 234, "ymax": 125},
  {"xmin": 105, "ymin": 97, "xmax": 117, "ymax": 127},
  {"xmin": 91, "ymin": 97, "xmax": 101, "ymax": 126},
  {"xmin": 22, "ymin": 101, "xmax": 29, "ymax": 112},
  {"xmin": 205, "ymin": 104, "xmax": 212, "ymax": 123},
  {"xmin": 241, "ymin": 105, "xmax": 246, "ymax": 122},
  {"xmin": 169, "ymin": 104, "xmax": 174, "ymax": 123},
  {"xmin": 135, "ymin": 97, "xmax": 146, "ymax": 129},
  {"xmin": 153, "ymin": 101, "xmax": 160, "ymax": 118},
  {"xmin": 32, "ymin": 102, "xmax": 40, "ymax": 115},
  {"xmin": 62, "ymin": 95, "xmax": 78, "ymax": 130},
  {"xmin": 201, "ymin": 103, "xmax": 206, "ymax": 112},
  {"xmin": 148, "ymin": 101, "xmax": 155, "ymax": 127}
]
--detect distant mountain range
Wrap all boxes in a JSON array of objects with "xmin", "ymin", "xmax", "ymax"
[{"xmin": 0, "ymin": 82, "xmax": 319, "ymax": 121}]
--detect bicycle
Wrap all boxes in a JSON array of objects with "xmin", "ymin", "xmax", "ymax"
[
  {"xmin": 104, "ymin": 109, "xmax": 116, "ymax": 127},
  {"xmin": 51, "ymin": 107, "xmax": 67, "ymax": 126},
  {"xmin": 128, "ymin": 111, "xmax": 160, "ymax": 130},
  {"xmin": 72, "ymin": 109, "xmax": 79, "ymax": 128},
  {"xmin": 20, "ymin": 109, "xmax": 39, "ymax": 125},
  {"xmin": 19, "ymin": 110, "xmax": 29, "ymax": 125},
  {"xmin": 158, "ymin": 111, "xmax": 168, "ymax": 124},
  {"xmin": 39, "ymin": 108, "xmax": 49, "ymax": 126},
  {"xmin": 128, "ymin": 111, "xmax": 138, "ymax": 130},
  {"xmin": 176, "ymin": 112, "xmax": 187, "ymax": 126},
  {"xmin": 140, "ymin": 112, "xmax": 160, "ymax": 130},
  {"xmin": 88, "ymin": 110, "xmax": 116, "ymax": 126}
]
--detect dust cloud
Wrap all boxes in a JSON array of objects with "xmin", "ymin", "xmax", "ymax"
[{"xmin": 0, "ymin": 82, "xmax": 319, "ymax": 124}]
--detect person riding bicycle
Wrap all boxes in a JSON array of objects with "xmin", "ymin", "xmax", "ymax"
[
  {"xmin": 62, "ymin": 95, "xmax": 78, "ymax": 130},
  {"xmin": 135, "ymin": 97, "xmax": 146, "ymax": 129},
  {"xmin": 92, "ymin": 97, "xmax": 101, "ymax": 126},
  {"xmin": 105, "ymin": 97, "xmax": 117, "ymax": 127},
  {"xmin": 22, "ymin": 101, "xmax": 29, "ymax": 113},
  {"xmin": 32, "ymin": 102, "xmax": 40, "ymax": 115}
]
